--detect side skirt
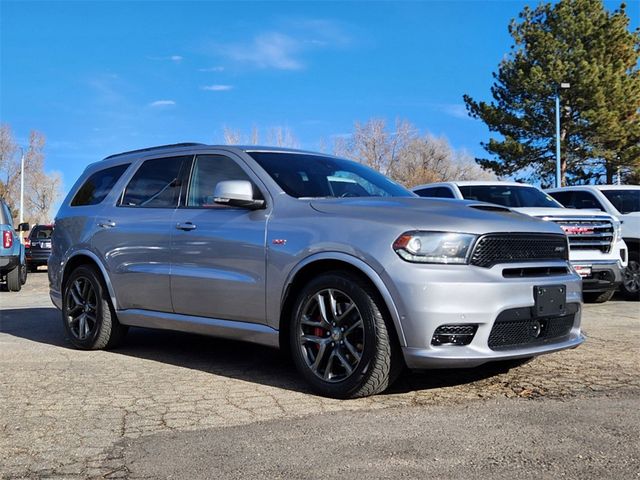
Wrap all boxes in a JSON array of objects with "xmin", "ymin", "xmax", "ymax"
[{"xmin": 117, "ymin": 309, "xmax": 280, "ymax": 348}]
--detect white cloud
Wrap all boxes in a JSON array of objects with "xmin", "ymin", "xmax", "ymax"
[
  {"xmin": 441, "ymin": 104, "xmax": 470, "ymax": 120},
  {"xmin": 202, "ymin": 85, "xmax": 233, "ymax": 91},
  {"xmin": 199, "ymin": 66, "xmax": 225, "ymax": 72},
  {"xmin": 209, "ymin": 20, "xmax": 352, "ymax": 71},
  {"xmin": 222, "ymin": 32, "xmax": 303, "ymax": 70},
  {"xmin": 149, "ymin": 100, "xmax": 176, "ymax": 107},
  {"xmin": 148, "ymin": 55, "xmax": 184, "ymax": 62}
]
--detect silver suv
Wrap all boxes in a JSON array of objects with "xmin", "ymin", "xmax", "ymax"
[{"xmin": 49, "ymin": 144, "xmax": 584, "ymax": 398}]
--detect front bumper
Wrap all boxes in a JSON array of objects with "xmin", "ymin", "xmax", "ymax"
[
  {"xmin": 572, "ymin": 260, "xmax": 624, "ymax": 293},
  {"xmin": 26, "ymin": 249, "xmax": 51, "ymax": 265},
  {"xmin": 381, "ymin": 260, "xmax": 584, "ymax": 370}
]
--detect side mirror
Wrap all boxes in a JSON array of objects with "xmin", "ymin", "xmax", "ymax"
[
  {"xmin": 214, "ymin": 180, "xmax": 265, "ymax": 210},
  {"xmin": 17, "ymin": 222, "xmax": 30, "ymax": 232}
]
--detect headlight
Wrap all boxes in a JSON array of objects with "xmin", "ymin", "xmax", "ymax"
[
  {"xmin": 392, "ymin": 231, "xmax": 476, "ymax": 264},
  {"xmin": 612, "ymin": 219, "xmax": 622, "ymax": 243}
]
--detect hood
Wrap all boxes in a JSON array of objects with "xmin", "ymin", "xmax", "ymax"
[
  {"xmin": 513, "ymin": 207, "xmax": 613, "ymax": 219},
  {"xmin": 309, "ymin": 197, "xmax": 566, "ymax": 236}
]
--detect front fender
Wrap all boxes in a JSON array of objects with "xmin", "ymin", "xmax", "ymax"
[{"xmin": 282, "ymin": 251, "xmax": 407, "ymax": 346}]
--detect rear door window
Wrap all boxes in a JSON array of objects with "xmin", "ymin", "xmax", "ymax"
[
  {"xmin": 71, "ymin": 164, "xmax": 130, "ymax": 206},
  {"xmin": 120, "ymin": 156, "xmax": 191, "ymax": 208}
]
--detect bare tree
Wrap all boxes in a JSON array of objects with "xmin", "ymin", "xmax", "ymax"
[
  {"xmin": 334, "ymin": 119, "xmax": 414, "ymax": 177},
  {"xmin": 0, "ymin": 124, "xmax": 63, "ymax": 224},
  {"xmin": 221, "ymin": 125, "xmax": 298, "ymax": 148},
  {"xmin": 334, "ymin": 118, "xmax": 494, "ymax": 187},
  {"xmin": 222, "ymin": 126, "xmax": 241, "ymax": 145}
]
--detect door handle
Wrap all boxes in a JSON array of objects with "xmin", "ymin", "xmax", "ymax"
[
  {"xmin": 98, "ymin": 220, "xmax": 116, "ymax": 228},
  {"xmin": 176, "ymin": 222, "xmax": 197, "ymax": 231}
]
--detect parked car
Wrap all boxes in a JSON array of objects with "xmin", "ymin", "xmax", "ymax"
[
  {"xmin": 0, "ymin": 198, "xmax": 29, "ymax": 291},
  {"xmin": 546, "ymin": 185, "xmax": 639, "ymax": 300},
  {"xmin": 50, "ymin": 144, "xmax": 584, "ymax": 398},
  {"xmin": 25, "ymin": 224, "xmax": 53, "ymax": 272},
  {"xmin": 413, "ymin": 181, "xmax": 628, "ymax": 303}
]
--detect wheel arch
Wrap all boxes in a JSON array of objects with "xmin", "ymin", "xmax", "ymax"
[
  {"xmin": 623, "ymin": 237, "xmax": 639, "ymax": 261},
  {"xmin": 278, "ymin": 253, "xmax": 407, "ymax": 356},
  {"xmin": 62, "ymin": 251, "xmax": 119, "ymax": 310}
]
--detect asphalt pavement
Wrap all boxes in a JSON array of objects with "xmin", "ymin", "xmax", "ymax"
[{"xmin": 1, "ymin": 271, "xmax": 638, "ymax": 479}]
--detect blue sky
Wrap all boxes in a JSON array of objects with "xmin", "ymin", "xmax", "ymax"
[{"xmin": 1, "ymin": 0, "xmax": 638, "ymax": 192}]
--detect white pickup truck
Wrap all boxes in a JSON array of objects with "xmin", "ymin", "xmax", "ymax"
[
  {"xmin": 413, "ymin": 181, "xmax": 628, "ymax": 303},
  {"xmin": 546, "ymin": 185, "xmax": 639, "ymax": 301}
]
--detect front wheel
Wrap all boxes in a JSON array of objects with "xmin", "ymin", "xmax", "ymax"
[
  {"xmin": 62, "ymin": 265, "xmax": 128, "ymax": 349},
  {"xmin": 621, "ymin": 259, "xmax": 640, "ymax": 301},
  {"xmin": 289, "ymin": 271, "xmax": 401, "ymax": 398},
  {"xmin": 583, "ymin": 289, "xmax": 616, "ymax": 304}
]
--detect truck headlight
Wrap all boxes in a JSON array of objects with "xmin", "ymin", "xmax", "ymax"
[
  {"xmin": 393, "ymin": 231, "xmax": 476, "ymax": 264},
  {"xmin": 612, "ymin": 219, "xmax": 622, "ymax": 243}
]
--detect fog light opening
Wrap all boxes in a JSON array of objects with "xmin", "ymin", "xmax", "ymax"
[{"xmin": 431, "ymin": 324, "xmax": 478, "ymax": 346}]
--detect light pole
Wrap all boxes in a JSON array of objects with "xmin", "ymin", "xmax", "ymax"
[
  {"xmin": 555, "ymin": 82, "xmax": 570, "ymax": 188},
  {"xmin": 19, "ymin": 146, "xmax": 25, "ymax": 224}
]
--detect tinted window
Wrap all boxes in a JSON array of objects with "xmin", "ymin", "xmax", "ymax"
[
  {"xmin": 570, "ymin": 191, "xmax": 605, "ymax": 211},
  {"xmin": 121, "ymin": 156, "xmax": 190, "ymax": 208},
  {"xmin": 29, "ymin": 225, "xmax": 53, "ymax": 240},
  {"xmin": 548, "ymin": 191, "xmax": 573, "ymax": 207},
  {"xmin": 601, "ymin": 189, "xmax": 639, "ymax": 214},
  {"xmin": 414, "ymin": 187, "xmax": 455, "ymax": 198},
  {"xmin": 71, "ymin": 164, "xmax": 129, "ymax": 206},
  {"xmin": 458, "ymin": 185, "xmax": 561, "ymax": 208},
  {"xmin": 187, "ymin": 155, "xmax": 258, "ymax": 208},
  {"xmin": 248, "ymin": 152, "xmax": 412, "ymax": 198}
]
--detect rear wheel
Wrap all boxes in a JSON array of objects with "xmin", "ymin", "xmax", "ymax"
[
  {"xmin": 583, "ymin": 289, "xmax": 616, "ymax": 304},
  {"xmin": 290, "ymin": 271, "xmax": 401, "ymax": 398},
  {"xmin": 62, "ymin": 265, "xmax": 128, "ymax": 349},
  {"xmin": 621, "ymin": 259, "xmax": 640, "ymax": 301},
  {"xmin": 6, "ymin": 265, "xmax": 21, "ymax": 292}
]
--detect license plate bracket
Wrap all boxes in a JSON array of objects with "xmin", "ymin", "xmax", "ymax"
[{"xmin": 534, "ymin": 285, "xmax": 566, "ymax": 317}]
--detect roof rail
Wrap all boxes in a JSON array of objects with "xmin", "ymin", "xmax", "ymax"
[{"xmin": 103, "ymin": 142, "xmax": 206, "ymax": 160}]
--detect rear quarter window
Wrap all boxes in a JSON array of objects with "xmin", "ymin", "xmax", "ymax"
[{"xmin": 71, "ymin": 164, "xmax": 130, "ymax": 206}]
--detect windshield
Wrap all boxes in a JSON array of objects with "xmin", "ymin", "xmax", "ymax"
[
  {"xmin": 458, "ymin": 185, "xmax": 562, "ymax": 208},
  {"xmin": 601, "ymin": 189, "xmax": 640, "ymax": 214},
  {"xmin": 248, "ymin": 152, "xmax": 413, "ymax": 198}
]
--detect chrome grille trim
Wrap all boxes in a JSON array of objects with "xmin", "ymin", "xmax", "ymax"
[{"xmin": 541, "ymin": 216, "xmax": 614, "ymax": 254}]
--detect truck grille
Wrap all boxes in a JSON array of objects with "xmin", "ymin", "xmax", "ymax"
[
  {"xmin": 470, "ymin": 234, "xmax": 568, "ymax": 268},
  {"xmin": 544, "ymin": 217, "xmax": 614, "ymax": 254},
  {"xmin": 488, "ymin": 304, "xmax": 578, "ymax": 350}
]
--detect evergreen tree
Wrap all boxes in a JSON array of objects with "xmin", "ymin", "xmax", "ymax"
[{"xmin": 463, "ymin": 0, "xmax": 640, "ymax": 186}]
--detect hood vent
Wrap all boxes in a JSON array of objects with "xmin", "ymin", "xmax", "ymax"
[{"xmin": 468, "ymin": 204, "xmax": 511, "ymax": 213}]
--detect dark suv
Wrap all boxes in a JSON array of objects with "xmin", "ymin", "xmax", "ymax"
[{"xmin": 26, "ymin": 224, "xmax": 53, "ymax": 272}]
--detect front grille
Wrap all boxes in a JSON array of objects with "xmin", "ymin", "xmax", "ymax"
[
  {"xmin": 470, "ymin": 234, "xmax": 568, "ymax": 268},
  {"xmin": 488, "ymin": 304, "xmax": 578, "ymax": 350},
  {"xmin": 546, "ymin": 217, "xmax": 614, "ymax": 253}
]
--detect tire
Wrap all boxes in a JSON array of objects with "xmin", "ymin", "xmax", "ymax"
[
  {"xmin": 289, "ymin": 271, "xmax": 402, "ymax": 399},
  {"xmin": 621, "ymin": 258, "xmax": 640, "ymax": 301},
  {"xmin": 29, "ymin": 264, "xmax": 39, "ymax": 273},
  {"xmin": 583, "ymin": 289, "xmax": 616, "ymax": 304},
  {"xmin": 20, "ymin": 263, "xmax": 27, "ymax": 285},
  {"xmin": 6, "ymin": 265, "xmax": 21, "ymax": 292},
  {"xmin": 62, "ymin": 265, "xmax": 128, "ymax": 349}
]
